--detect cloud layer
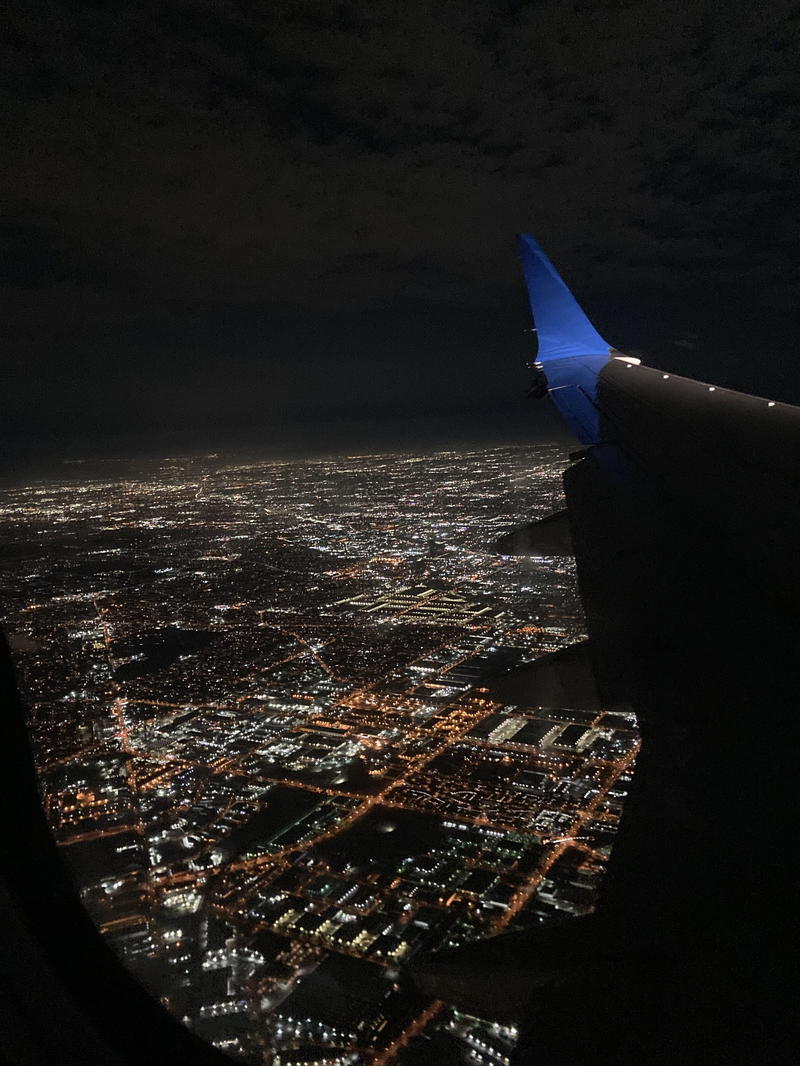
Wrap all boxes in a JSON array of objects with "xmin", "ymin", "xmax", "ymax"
[{"xmin": 3, "ymin": 0, "xmax": 799, "ymax": 453}]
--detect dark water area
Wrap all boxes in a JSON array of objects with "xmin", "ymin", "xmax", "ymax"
[
  {"xmin": 112, "ymin": 628, "xmax": 218, "ymax": 680},
  {"xmin": 258, "ymin": 754, "xmax": 386, "ymax": 796},
  {"xmin": 60, "ymin": 832, "xmax": 143, "ymax": 883},
  {"xmin": 220, "ymin": 786, "xmax": 320, "ymax": 861},
  {"xmin": 317, "ymin": 806, "xmax": 446, "ymax": 871}
]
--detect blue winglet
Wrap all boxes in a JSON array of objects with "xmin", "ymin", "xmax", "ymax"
[
  {"xmin": 517, "ymin": 234, "xmax": 616, "ymax": 445},
  {"xmin": 517, "ymin": 233, "xmax": 610, "ymax": 361}
]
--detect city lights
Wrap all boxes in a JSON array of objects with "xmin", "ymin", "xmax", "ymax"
[{"xmin": 2, "ymin": 444, "xmax": 637, "ymax": 1063}]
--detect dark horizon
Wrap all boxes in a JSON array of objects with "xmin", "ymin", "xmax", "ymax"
[{"xmin": 0, "ymin": 405, "xmax": 572, "ymax": 485}]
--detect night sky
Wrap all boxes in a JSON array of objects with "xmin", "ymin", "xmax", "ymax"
[{"xmin": 4, "ymin": 1, "xmax": 800, "ymax": 464}]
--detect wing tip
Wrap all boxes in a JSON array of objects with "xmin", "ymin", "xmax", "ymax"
[{"xmin": 516, "ymin": 233, "xmax": 611, "ymax": 361}]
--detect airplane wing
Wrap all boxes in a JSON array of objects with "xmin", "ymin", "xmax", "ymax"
[{"xmin": 413, "ymin": 236, "xmax": 797, "ymax": 1065}]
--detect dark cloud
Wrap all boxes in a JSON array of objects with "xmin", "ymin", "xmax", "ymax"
[{"xmin": 3, "ymin": 0, "xmax": 800, "ymax": 460}]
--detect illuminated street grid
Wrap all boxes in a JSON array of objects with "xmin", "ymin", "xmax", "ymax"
[{"xmin": 0, "ymin": 444, "xmax": 638, "ymax": 1065}]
